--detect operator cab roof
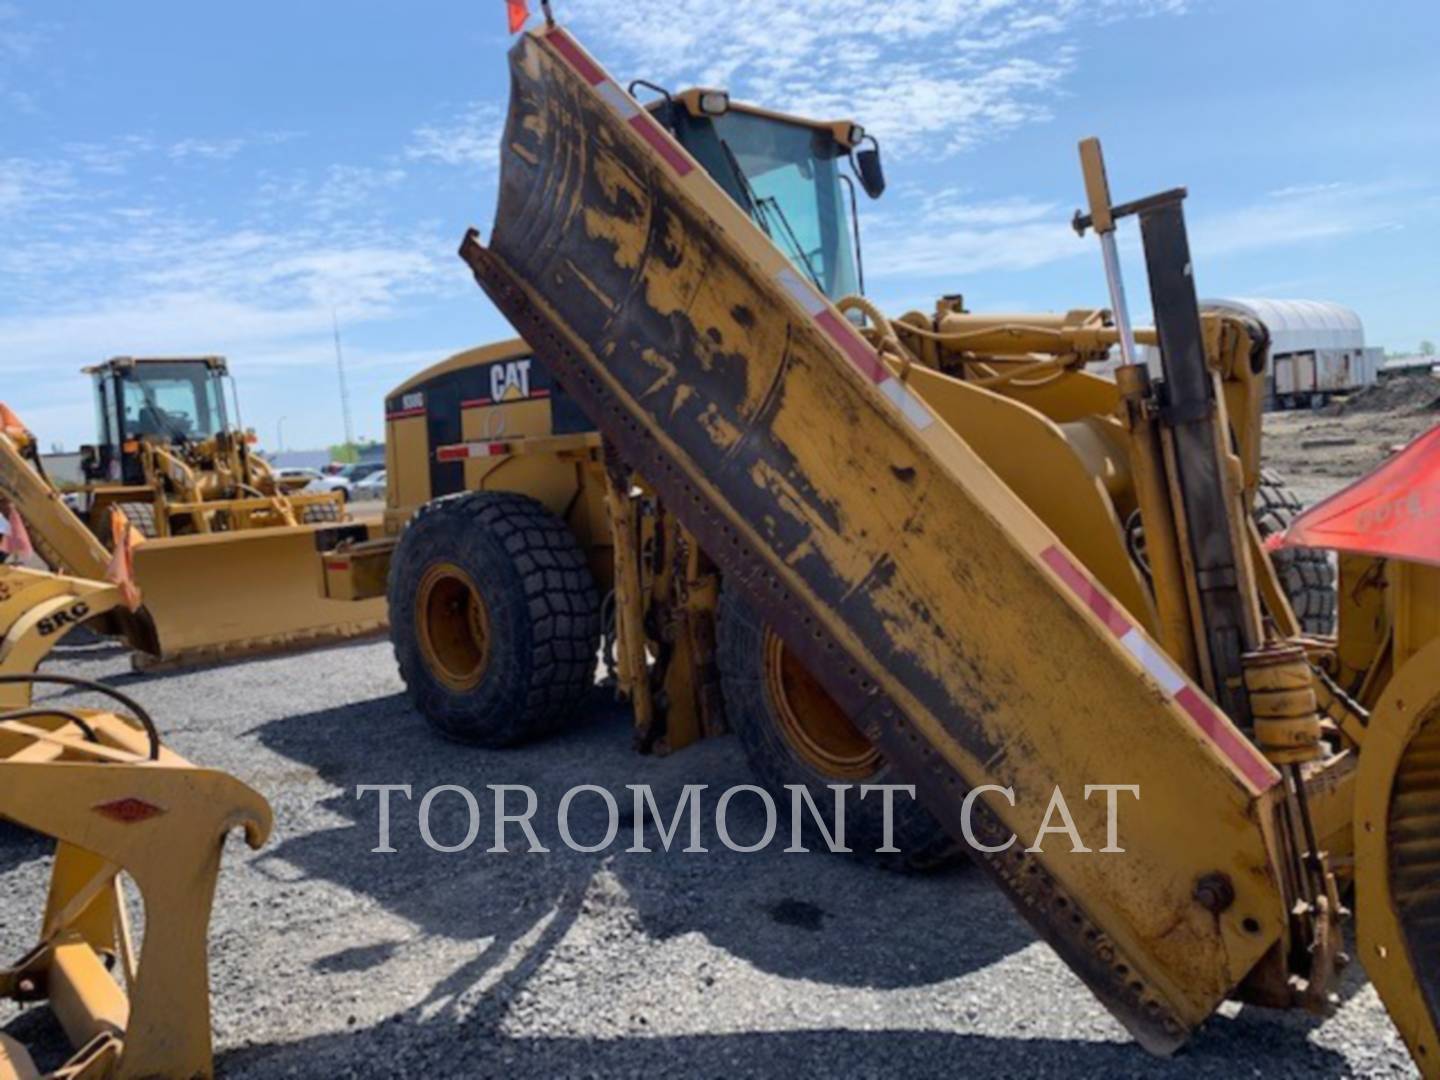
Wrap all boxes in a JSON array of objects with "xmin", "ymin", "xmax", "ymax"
[
  {"xmin": 83, "ymin": 355, "xmax": 229, "ymax": 376},
  {"xmin": 651, "ymin": 87, "xmax": 866, "ymax": 150}
]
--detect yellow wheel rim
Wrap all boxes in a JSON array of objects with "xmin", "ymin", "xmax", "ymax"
[
  {"xmin": 762, "ymin": 628, "xmax": 881, "ymax": 780},
  {"xmin": 416, "ymin": 562, "xmax": 491, "ymax": 692}
]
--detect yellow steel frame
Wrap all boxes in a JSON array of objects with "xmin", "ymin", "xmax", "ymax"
[{"xmin": 0, "ymin": 709, "xmax": 270, "ymax": 1079}]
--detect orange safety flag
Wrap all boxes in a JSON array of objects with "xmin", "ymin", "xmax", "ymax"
[
  {"xmin": 105, "ymin": 505, "xmax": 147, "ymax": 611},
  {"xmin": 1, "ymin": 505, "xmax": 34, "ymax": 560},
  {"xmin": 507, "ymin": 0, "xmax": 530, "ymax": 33},
  {"xmin": 1267, "ymin": 423, "xmax": 1440, "ymax": 568},
  {"xmin": 0, "ymin": 402, "xmax": 28, "ymax": 441}
]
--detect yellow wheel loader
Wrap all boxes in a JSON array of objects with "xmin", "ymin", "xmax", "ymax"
[
  {"xmin": 76, "ymin": 357, "xmax": 343, "ymax": 537},
  {"xmin": 0, "ymin": 562, "xmax": 271, "ymax": 1079},
  {"xmin": 427, "ymin": 23, "xmax": 1438, "ymax": 1072},
  {"xmin": 1, "ymin": 355, "xmax": 387, "ymax": 667},
  {"xmin": 322, "ymin": 81, "xmax": 1330, "ymax": 863}
]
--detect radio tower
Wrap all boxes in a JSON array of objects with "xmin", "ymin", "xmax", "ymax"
[{"xmin": 332, "ymin": 309, "xmax": 355, "ymax": 451}]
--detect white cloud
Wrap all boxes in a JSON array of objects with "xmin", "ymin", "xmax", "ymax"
[
  {"xmin": 0, "ymin": 156, "xmax": 74, "ymax": 215},
  {"xmin": 255, "ymin": 163, "xmax": 410, "ymax": 221},
  {"xmin": 864, "ymin": 192, "xmax": 1083, "ymax": 278},
  {"xmin": 410, "ymin": 1, "xmax": 1176, "ymax": 168},
  {"xmin": 406, "ymin": 102, "xmax": 506, "ymax": 169},
  {"xmin": 1192, "ymin": 180, "xmax": 1416, "ymax": 260},
  {"xmin": 1266, "ymin": 181, "xmax": 1346, "ymax": 200},
  {"xmin": 0, "ymin": 2, "xmax": 37, "ymax": 61},
  {"xmin": 559, "ymin": 0, "xmax": 1183, "ymax": 155},
  {"xmin": 60, "ymin": 135, "xmax": 157, "ymax": 175},
  {"xmin": 169, "ymin": 136, "xmax": 248, "ymax": 162},
  {"xmin": 166, "ymin": 131, "xmax": 299, "ymax": 163},
  {"xmin": 0, "ymin": 140, "xmax": 458, "ymax": 450},
  {"xmin": 862, "ymin": 177, "xmax": 1436, "ymax": 289}
]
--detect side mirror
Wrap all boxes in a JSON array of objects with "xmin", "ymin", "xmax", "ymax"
[{"xmin": 855, "ymin": 139, "xmax": 885, "ymax": 199}]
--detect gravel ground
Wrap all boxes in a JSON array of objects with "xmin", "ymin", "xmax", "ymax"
[
  {"xmin": 1261, "ymin": 377, "xmax": 1439, "ymax": 506},
  {"xmin": 0, "ymin": 632, "xmax": 1421, "ymax": 1078}
]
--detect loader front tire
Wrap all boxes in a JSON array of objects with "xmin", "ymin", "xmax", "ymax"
[
  {"xmin": 717, "ymin": 587, "xmax": 954, "ymax": 867},
  {"xmin": 1255, "ymin": 469, "xmax": 1336, "ymax": 635},
  {"xmin": 389, "ymin": 491, "xmax": 601, "ymax": 746},
  {"xmin": 115, "ymin": 501, "xmax": 158, "ymax": 539}
]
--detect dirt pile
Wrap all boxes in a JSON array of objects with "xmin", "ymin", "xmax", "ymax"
[{"xmin": 1331, "ymin": 373, "xmax": 1440, "ymax": 415}]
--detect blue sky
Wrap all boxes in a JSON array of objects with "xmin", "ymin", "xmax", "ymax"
[{"xmin": 3, "ymin": 0, "xmax": 1437, "ymax": 452}]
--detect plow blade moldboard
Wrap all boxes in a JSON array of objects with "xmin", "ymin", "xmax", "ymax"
[
  {"xmin": 132, "ymin": 523, "xmax": 387, "ymax": 668},
  {"xmin": 1356, "ymin": 638, "xmax": 1440, "ymax": 1075},
  {"xmin": 466, "ymin": 26, "xmax": 1289, "ymax": 1053}
]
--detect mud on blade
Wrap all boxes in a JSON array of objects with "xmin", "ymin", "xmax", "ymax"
[{"xmin": 464, "ymin": 25, "xmax": 1298, "ymax": 1055}]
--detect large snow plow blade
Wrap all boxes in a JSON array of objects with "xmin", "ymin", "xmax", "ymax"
[
  {"xmin": 465, "ymin": 26, "xmax": 1293, "ymax": 1054},
  {"xmin": 1356, "ymin": 637, "xmax": 1440, "ymax": 1075},
  {"xmin": 127, "ymin": 523, "xmax": 388, "ymax": 668}
]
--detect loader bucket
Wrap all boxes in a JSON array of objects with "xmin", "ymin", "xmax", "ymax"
[
  {"xmin": 465, "ymin": 26, "xmax": 1293, "ymax": 1054},
  {"xmin": 1, "ymin": 696, "xmax": 271, "ymax": 1079},
  {"xmin": 1356, "ymin": 637, "xmax": 1440, "ymax": 1076},
  {"xmin": 130, "ymin": 522, "xmax": 388, "ymax": 668}
]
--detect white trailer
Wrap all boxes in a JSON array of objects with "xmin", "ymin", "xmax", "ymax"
[{"xmin": 1201, "ymin": 298, "xmax": 1380, "ymax": 409}]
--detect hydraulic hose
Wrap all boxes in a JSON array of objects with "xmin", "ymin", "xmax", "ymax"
[{"xmin": 0, "ymin": 673, "xmax": 161, "ymax": 760}]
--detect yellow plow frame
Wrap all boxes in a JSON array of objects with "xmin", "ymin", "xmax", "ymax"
[{"xmin": 0, "ymin": 674, "xmax": 270, "ymax": 1080}]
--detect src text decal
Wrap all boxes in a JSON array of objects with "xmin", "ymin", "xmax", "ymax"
[{"xmin": 38, "ymin": 601, "xmax": 90, "ymax": 637}]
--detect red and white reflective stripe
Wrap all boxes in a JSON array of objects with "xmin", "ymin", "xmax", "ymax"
[
  {"xmin": 878, "ymin": 377, "xmax": 935, "ymax": 431},
  {"xmin": 1039, "ymin": 544, "xmax": 1279, "ymax": 793},
  {"xmin": 775, "ymin": 268, "xmax": 934, "ymax": 431},
  {"xmin": 461, "ymin": 389, "xmax": 551, "ymax": 410},
  {"xmin": 436, "ymin": 441, "xmax": 510, "ymax": 462},
  {"xmin": 385, "ymin": 407, "xmax": 425, "ymax": 421},
  {"xmin": 546, "ymin": 28, "xmax": 694, "ymax": 177}
]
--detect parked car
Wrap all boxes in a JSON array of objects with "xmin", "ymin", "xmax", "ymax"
[
  {"xmin": 274, "ymin": 466, "xmax": 324, "ymax": 492},
  {"xmin": 306, "ymin": 461, "xmax": 384, "ymax": 502},
  {"xmin": 352, "ymin": 469, "xmax": 387, "ymax": 502}
]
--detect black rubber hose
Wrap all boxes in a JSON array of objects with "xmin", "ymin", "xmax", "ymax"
[
  {"xmin": 0, "ymin": 706, "xmax": 100, "ymax": 743},
  {"xmin": 0, "ymin": 674, "xmax": 160, "ymax": 760}
]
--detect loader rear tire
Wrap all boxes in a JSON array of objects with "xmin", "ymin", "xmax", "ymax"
[
  {"xmin": 1255, "ymin": 469, "xmax": 1336, "ymax": 635},
  {"xmin": 389, "ymin": 491, "xmax": 601, "ymax": 746},
  {"xmin": 716, "ymin": 587, "xmax": 954, "ymax": 867}
]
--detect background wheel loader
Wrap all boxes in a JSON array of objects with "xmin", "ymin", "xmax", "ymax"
[
  {"xmin": 1, "ymin": 355, "xmax": 387, "ymax": 668},
  {"xmin": 0, "ymin": 561, "xmax": 270, "ymax": 1079},
  {"xmin": 321, "ymin": 77, "xmax": 1330, "ymax": 865},
  {"xmin": 439, "ymin": 23, "xmax": 1438, "ymax": 1073}
]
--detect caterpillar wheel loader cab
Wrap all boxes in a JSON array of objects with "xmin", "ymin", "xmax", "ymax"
[
  {"xmin": 77, "ymin": 356, "xmax": 340, "ymax": 537},
  {"xmin": 452, "ymin": 23, "xmax": 1439, "ymax": 1071},
  {"xmin": 0, "ymin": 361, "xmax": 387, "ymax": 669}
]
